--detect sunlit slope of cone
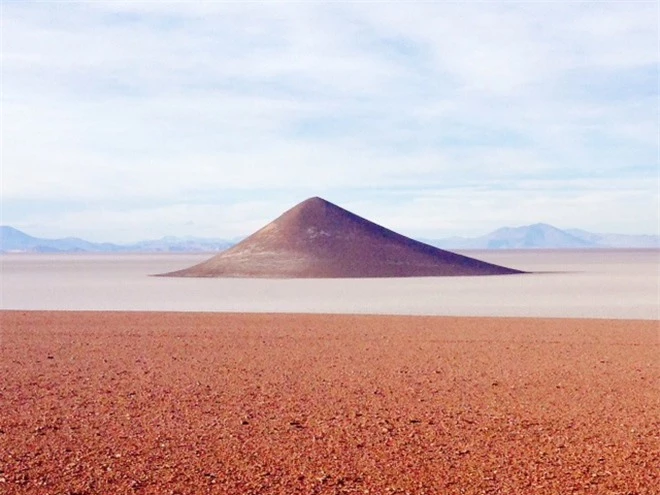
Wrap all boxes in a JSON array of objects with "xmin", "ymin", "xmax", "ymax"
[{"xmin": 163, "ymin": 197, "xmax": 524, "ymax": 278}]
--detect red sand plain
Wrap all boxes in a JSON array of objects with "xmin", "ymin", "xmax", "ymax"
[{"xmin": 1, "ymin": 311, "xmax": 658, "ymax": 494}]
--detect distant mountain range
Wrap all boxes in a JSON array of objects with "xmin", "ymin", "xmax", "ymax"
[
  {"xmin": 1, "ymin": 223, "xmax": 657, "ymax": 254},
  {"xmin": 424, "ymin": 223, "xmax": 659, "ymax": 250},
  {"xmin": 0, "ymin": 226, "xmax": 233, "ymax": 253}
]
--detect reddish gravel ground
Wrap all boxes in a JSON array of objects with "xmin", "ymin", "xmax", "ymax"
[{"xmin": 1, "ymin": 311, "xmax": 658, "ymax": 494}]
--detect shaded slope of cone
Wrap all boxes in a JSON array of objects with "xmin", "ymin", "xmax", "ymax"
[{"xmin": 162, "ymin": 197, "xmax": 524, "ymax": 278}]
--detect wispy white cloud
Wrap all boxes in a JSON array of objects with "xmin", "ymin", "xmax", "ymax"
[{"xmin": 2, "ymin": 1, "xmax": 657, "ymax": 240}]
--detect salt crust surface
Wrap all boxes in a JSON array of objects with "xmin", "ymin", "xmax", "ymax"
[{"xmin": 1, "ymin": 250, "xmax": 657, "ymax": 319}]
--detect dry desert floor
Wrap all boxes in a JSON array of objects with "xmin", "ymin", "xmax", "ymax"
[{"xmin": 1, "ymin": 311, "xmax": 658, "ymax": 494}]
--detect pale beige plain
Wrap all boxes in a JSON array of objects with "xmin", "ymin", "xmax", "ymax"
[{"xmin": 1, "ymin": 250, "xmax": 658, "ymax": 319}]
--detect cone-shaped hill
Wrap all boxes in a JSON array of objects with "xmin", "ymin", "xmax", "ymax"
[{"xmin": 162, "ymin": 197, "xmax": 524, "ymax": 278}]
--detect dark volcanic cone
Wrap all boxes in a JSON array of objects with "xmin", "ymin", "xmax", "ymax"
[{"xmin": 163, "ymin": 197, "xmax": 524, "ymax": 278}]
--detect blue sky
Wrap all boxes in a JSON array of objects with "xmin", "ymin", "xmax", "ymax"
[{"xmin": 2, "ymin": 1, "xmax": 658, "ymax": 242}]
